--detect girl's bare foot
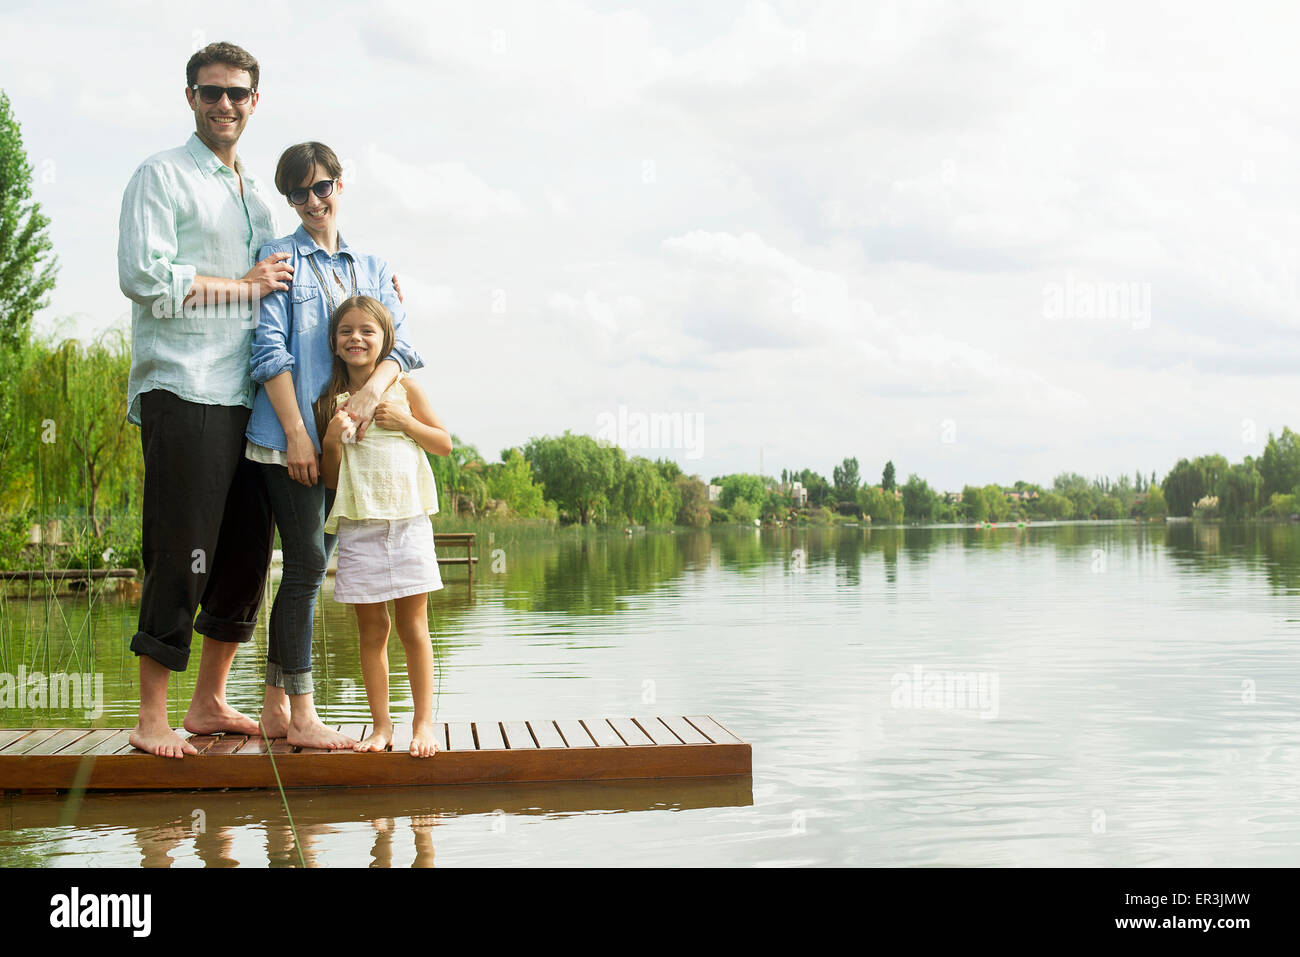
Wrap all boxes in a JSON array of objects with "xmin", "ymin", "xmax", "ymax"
[
  {"xmin": 130, "ymin": 722, "xmax": 198, "ymax": 759},
  {"xmin": 287, "ymin": 719, "xmax": 356, "ymax": 750},
  {"xmin": 355, "ymin": 722, "xmax": 394, "ymax": 753},
  {"xmin": 410, "ymin": 723, "xmax": 441, "ymax": 758}
]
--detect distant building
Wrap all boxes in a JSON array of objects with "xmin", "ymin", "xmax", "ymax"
[
  {"xmin": 708, "ymin": 484, "xmax": 722, "ymax": 503},
  {"xmin": 782, "ymin": 481, "xmax": 808, "ymax": 507}
]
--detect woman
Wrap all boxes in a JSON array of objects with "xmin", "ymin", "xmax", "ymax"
[{"xmin": 245, "ymin": 141, "xmax": 423, "ymax": 750}]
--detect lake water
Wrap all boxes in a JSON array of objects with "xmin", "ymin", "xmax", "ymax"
[{"xmin": 2, "ymin": 521, "xmax": 1299, "ymax": 867}]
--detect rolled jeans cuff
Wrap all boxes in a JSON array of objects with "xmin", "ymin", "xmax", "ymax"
[
  {"xmin": 194, "ymin": 607, "xmax": 258, "ymax": 643},
  {"xmin": 130, "ymin": 630, "xmax": 191, "ymax": 672},
  {"xmin": 265, "ymin": 660, "xmax": 313, "ymax": 696}
]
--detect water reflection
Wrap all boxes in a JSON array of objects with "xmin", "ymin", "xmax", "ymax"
[{"xmin": 3, "ymin": 522, "xmax": 1300, "ymax": 866}]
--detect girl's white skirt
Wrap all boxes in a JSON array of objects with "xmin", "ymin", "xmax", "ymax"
[{"xmin": 332, "ymin": 515, "xmax": 444, "ymax": 604}]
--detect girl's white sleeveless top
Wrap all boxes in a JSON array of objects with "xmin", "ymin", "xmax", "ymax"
[{"xmin": 324, "ymin": 372, "xmax": 439, "ymax": 534}]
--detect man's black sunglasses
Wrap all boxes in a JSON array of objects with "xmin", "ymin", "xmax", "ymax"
[
  {"xmin": 287, "ymin": 180, "xmax": 338, "ymax": 206},
  {"xmin": 191, "ymin": 84, "xmax": 254, "ymax": 105}
]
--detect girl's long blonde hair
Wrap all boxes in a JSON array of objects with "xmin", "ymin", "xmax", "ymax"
[{"xmin": 314, "ymin": 295, "xmax": 396, "ymax": 441}]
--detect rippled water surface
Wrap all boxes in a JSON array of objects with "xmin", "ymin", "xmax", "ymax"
[{"xmin": 3, "ymin": 522, "xmax": 1299, "ymax": 866}]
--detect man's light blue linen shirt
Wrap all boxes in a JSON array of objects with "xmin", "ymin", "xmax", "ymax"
[
  {"xmin": 245, "ymin": 225, "xmax": 424, "ymax": 455},
  {"xmin": 118, "ymin": 133, "xmax": 280, "ymax": 425}
]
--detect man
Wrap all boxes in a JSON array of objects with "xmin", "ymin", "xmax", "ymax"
[{"xmin": 119, "ymin": 41, "xmax": 289, "ymax": 758}]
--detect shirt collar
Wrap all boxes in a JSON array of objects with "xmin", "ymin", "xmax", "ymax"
[
  {"xmin": 293, "ymin": 223, "xmax": 351, "ymax": 257},
  {"xmin": 185, "ymin": 132, "xmax": 241, "ymax": 178}
]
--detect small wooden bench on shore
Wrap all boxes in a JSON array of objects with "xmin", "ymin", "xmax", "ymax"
[
  {"xmin": 0, "ymin": 716, "xmax": 751, "ymax": 791},
  {"xmin": 433, "ymin": 532, "xmax": 477, "ymax": 589}
]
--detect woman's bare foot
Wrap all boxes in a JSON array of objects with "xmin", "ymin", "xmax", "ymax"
[
  {"xmin": 258, "ymin": 705, "xmax": 291, "ymax": 739},
  {"xmin": 184, "ymin": 701, "xmax": 260, "ymax": 737},
  {"xmin": 130, "ymin": 722, "xmax": 198, "ymax": 759},
  {"xmin": 355, "ymin": 722, "xmax": 394, "ymax": 753},
  {"xmin": 410, "ymin": 722, "xmax": 441, "ymax": 758},
  {"xmin": 287, "ymin": 719, "xmax": 356, "ymax": 750}
]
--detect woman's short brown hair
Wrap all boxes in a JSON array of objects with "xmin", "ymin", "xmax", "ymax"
[
  {"xmin": 274, "ymin": 142, "xmax": 344, "ymax": 196},
  {"xmin": 186, "ymin": 41, "xmax": 260, "ymax": 90}
]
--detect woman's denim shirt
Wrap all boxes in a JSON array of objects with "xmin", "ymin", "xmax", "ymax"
[{"xmin": 246, "ymin": 225, "xmax": 424, "ymax": 454}]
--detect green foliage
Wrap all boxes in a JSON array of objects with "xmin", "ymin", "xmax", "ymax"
[
  {"xmin": 616, "ymin": 456, "xmax": 678, "ymax": 526},
  {"xmin": 0, "ymin": 90, "xmax": 58, "ymax": 353},
  {"xmin": 3, "ymin": 331, "xmax": 141, "ymax": 529},
  {"xmin": 901, "ymin": 473, "xmax": 935, "ymax": 522},
  {"xmin": 1039, "ymin": 492, "xmax": 1073, "ymax": 520},
  {"xmin": 832, "ymin": 457, "xmax": 860, "ymax": 501},
  {"xmin": 1214, "ymin": 461, "xmax": 1259, "ymax": 520},
  {"xmin": 673, "ymin": 474, "xmax": 711, "ymax": 527},
  {"xmin": 523, "ymin": 432, "xmax": 619, "ymax": 524},
  {"xmin": 730, "ymin": 498, "xmax": 759, "ymax": 523},
  {"xmin": 718, "ymin": 473, "xmax": 766, "ymax": 510},
  {"xmin": 428, "ymin": 435, "xmax": 487, "ymax": 516},
  {"xmin": 857, "ymin": 485, "xmax": 903, "ymax": 524},
  {"xmin": 1143, "ymin": 485, "xmax": 1168, "ymax": 519},
  {"xmin": 961, "ymin": 485, "xmax": 987, "ymax": 522},
  {"xmin": 983, "ymin": 484, "xmax": 1010, "ymax": 522},
  {"xmin": 1258, "ymin": 429, "xmax": 1300, "ymax": 501},
  {"xmin": 793, "ymin": 468, "xmax": 832, "ymax": 507},
  {"xmin": 881, "ymin": 460, "xmax": 896, "ymax": 492},
  {"xmin": 486, "ymin": 447, "xmax": 556, "ymax": 520}
]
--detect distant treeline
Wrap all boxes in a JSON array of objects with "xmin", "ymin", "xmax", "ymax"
[{"xmin": 1, "ymin": 332, "xmax": 1296, "ymax": 573}]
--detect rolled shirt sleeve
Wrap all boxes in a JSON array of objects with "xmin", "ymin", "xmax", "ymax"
[
  {"xmin": 249, "ymin": 244, "xmax": 296, "ymax": 384},
  {"xmin": 117, "ymin": 162, "xmax": 195, "ymax": 318},
  {"xmin": 377, "ymin": 259, "xmax": 424, "ymax": 373}
]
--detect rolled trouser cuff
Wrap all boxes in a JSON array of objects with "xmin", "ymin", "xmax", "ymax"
[
  {"xmin": 194, "ymin": 607, "xmax": 258, "ymax": 643},
  {"xmin": 130, "ymin": 629, "xmax": 191, "ymax": 672},
  {"xmin": 265, "ymin": 660, "xmax": 314, "ymax": 696}
]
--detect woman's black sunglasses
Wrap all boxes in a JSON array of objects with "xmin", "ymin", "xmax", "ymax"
[
  {"xmin": 287, "ymin": 180, "xmax": 338, "ymax": 206},
  {"xmin": 191, "ymin": 84, "xmax": 254, "ymax": 105}
]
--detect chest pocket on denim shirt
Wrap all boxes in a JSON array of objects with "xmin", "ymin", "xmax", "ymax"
[{"xmin": 291, "ymin": 281, "xmax": 323, "ymax": 335}]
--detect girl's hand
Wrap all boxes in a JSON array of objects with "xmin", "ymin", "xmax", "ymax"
[
  {"xmin": 286, "ymin": 426, "xmax": 319, "ymax": 487},
  {"xmin": 373, "ymin": 400, "xmax": 412, "ymax": 434},
  {"xmin": 325, "ymin": 408, "xmax": 356, "ymax": 446}
]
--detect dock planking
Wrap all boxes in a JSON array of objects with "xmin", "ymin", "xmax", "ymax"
[{"xmin": 0, "ymin": 715, "xmax": 750, "ymax": 792}]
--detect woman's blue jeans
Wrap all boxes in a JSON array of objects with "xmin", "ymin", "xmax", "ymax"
[{"xmin": 260, "ymin": 463, "xmax": 337, "ymax": 696}]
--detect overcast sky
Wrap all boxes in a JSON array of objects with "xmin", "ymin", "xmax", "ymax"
[{"xmin": 6, "ymin": 0, "xmax": 1298, "ymax": 491}]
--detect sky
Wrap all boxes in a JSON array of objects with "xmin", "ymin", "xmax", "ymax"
[{"xmin": 5, "ymin": 0, "xmax": 1299, "ymax": 492}]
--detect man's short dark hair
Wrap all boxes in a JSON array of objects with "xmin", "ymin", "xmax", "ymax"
[
  {"xmin": 275, "ymin": 142, "xmax": 344, "ymax": 195},
  {"xmin": 186, "ymin": 41, "xmax": 260, "ymax": 90}
]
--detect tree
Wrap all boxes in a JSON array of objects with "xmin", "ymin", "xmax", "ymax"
[
  {"xmin": 0, "ymin": 90, "xmax": 58, "ymax": 353},
  {"xmin": 1143, "ymin": 485, "xmax": 1168, "ymax": 519},
  {"xmin": 857, "ymin": 485, "xmax": 903, "ymax": 523},
  {"xmin": 674, "ymin": 474, "xmax": 711, "ymax": 527},
  {"xmin": 719, "ymin": 474, "xmax": 765, "ymax": 510},
  {"xmin": 982, "ymin": 485, "xmax": 1010, "ymax": 522},
  {"xmin": 795, "ymin": 468, "xmax": 832, "ymax": 508},
  {"xmin": 428, "ymin": 436, "xmax": 487, "ymax": 516},
  {"xmin": 961, "ymin": 485, "xmax": 988, "ymax": 522},
  {"xmin": 882, "ymin": 460, "xmax": 896, "ymax": 492},
  {"xmin": 901, "ymin": 473, "xmax": 935, "ymax": 522},
  {"xmin": 523, "ymin": 432, "xmax": 619, "ymax": 524},
  {"xmin": 10, "ymin": 331, "xmax": 141, "ymax": 530},
  {"xmin": 1216, "ymin": 460, "xmax": 1261, "ymax": 520},
  {"xmin": 832, "ymin": 457, "xmax": 861, "ymax": 502},
  {"xmin": 616, "ymin": 456, "xmax": 678, "ymax": 525},
  {"xmin": 486, "ymin": 447, "xmax": 555, "ymax": 519},
  {"xmin": 1259, "ymin": 428, "xmax": 1300, "ymax": 500}
]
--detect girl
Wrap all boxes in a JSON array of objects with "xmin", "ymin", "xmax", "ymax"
[{"xmin": 319, "ymin": 295, "xmax": 451, "ymax": 758}]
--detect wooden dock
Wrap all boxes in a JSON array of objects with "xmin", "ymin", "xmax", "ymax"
[{"xmin": 0, "ymin": 716, "xmax": 750, "ymax": 792}]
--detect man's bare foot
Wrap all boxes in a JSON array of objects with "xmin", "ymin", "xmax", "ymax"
[
  {"xmin": 355, "ymin": 723, "xmax": 393, "ymax": 753},
  {"xmin": 410, "ymin": 723, "xmax": 441, "ymax": 758},
  {"xmin": 184, "ymin": 701, "xmax": 260, "ymax": 737},
  {"xmin": 258, "ymin": 705, "xmax": 291, "ymax": 739},
  {"xmin": 287, "ymin": 719, "xmax": 356, "ymax": 751},
  {"xmin": 130, "ymin": 723, "xmax": 198, "ymax": 759}
]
